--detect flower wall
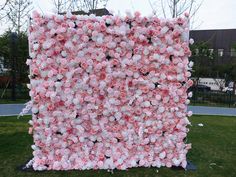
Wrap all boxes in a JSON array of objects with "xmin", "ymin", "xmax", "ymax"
[{"xmin": 27, "ymin": 11, "xmax": 193, "ymax": 171}]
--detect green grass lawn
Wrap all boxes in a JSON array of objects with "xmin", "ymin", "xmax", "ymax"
[{"xmin": 0, "ymin": 115, "xmax": 235, "ymax": 177}]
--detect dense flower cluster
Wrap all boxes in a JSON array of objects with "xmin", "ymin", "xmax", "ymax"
[{"xmin": 27, "ymin": 11, "xmax": 193, "ymax": 171}]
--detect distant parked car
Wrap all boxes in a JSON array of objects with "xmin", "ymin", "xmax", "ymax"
[
  {"xmin": 222, "ymin": 87, "xmax": 234, "ymax": 93},
  {"xmin": 189, "ymin": 84, "xmax": 211, "ymax": 92}
]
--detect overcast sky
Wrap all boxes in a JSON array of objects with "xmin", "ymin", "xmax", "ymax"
[{"xmin": 0, "ymin": 0, "xmax": 235, "ymax": 33}]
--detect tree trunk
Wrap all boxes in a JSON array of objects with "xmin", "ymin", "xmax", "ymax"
[
  {"xmin": 172, "ymin": 0, "xmax": 176, "ymax": 18},
  {"xmin": 10, "ymin": 32, "xmax": 18, "ymax": 101},
  {"xmin": 17, "ymin": 0, "xmax": 20, "ymax": 34},
  {"xmin": 92, "ymin": 0, "xmax": 95, "ymax": 10},
  {"xmin": 233, "ymin": 81, "xmax": 236, "ymax": 95}
]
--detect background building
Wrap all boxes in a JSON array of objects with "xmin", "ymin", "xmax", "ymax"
[{"xmin": 190, "ymin": 29, "xmax": 236, "ymax": 64}]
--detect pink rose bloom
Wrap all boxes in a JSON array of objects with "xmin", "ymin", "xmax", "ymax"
[
  {"xmin": 47, "ymin": 104, "xmax": 54, "ymax": 111},
  {"xmin": 32, "ymin": 68, "xmax": 39, "ymax": 75},
  {"xmin": 57, "ymin": 34, "xmax": 64, "ymax": 41}
]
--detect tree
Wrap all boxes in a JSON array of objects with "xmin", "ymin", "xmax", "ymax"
[
  {"xmin": 213, "ymin": 63, "xmax": 236, "ymax": 94},
  {"xmin": 0, "ymin": 31, "xmax": 29, "ymax": 100},
  {"xmin": 190, "ymin": 42, "xmax": 215, "ymax": 79},
  {"xmin": 0, "ymin": 0, "xmax": 9, "ymax": 20},
  {"xmin": 231, "ymin": 44, "xmax": 236, "ymax": 93},
  {"xmin": 190, "ymin": 42, "xmax": 236, "ymax": 94},
  {"xmin": 52, "ymin": 0, "xmax": 109, "ymax": 14},
  {"xmin": 149, "ymin": 0, "xmax": 202, "ymax": 18},
  {"xmin": 52, "ymin": 0, "xmax": 71, "ymax": 14},
  {"xmin": 148, "ymin": 0, "xmax": 203, "ymax": 28},
  {"xmin": 5, "ymin": 0, "xmax": 33, "ymax": 34},
  {"xmin": 0, "ymin": 0, "xmax": 9, "ymax": 10},
  {"xmin": 0, "ymin": 31, "xmax": 29, "ymax": 82},
  {"xmin": 79, "ymin": 0, "xmax": 109, "ymax": 11}
]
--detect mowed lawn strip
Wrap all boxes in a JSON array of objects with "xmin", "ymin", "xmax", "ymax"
[{"xmin": 0, "ymin": 115, "xmax": 235, "ymax": 177}]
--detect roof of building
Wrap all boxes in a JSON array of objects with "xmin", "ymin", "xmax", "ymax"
[
  {"xmin": 60, "ymin": 8, "xmax": 112, "ymax": 16},
  {"xmin": 190, "ymin": 29, "xmax": 236, "ymax": 50}
]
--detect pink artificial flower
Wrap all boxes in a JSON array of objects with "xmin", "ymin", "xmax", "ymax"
[
  {"xmin": 32, "ymin": 68, "xmax": 39, "ymax": 75},
  {"xmin": 57, "ymin": 34, "xmax": 64, "ymax": 41}
]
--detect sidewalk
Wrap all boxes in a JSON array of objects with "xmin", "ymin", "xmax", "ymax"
[
  {"xmin": 0, "ymin": 104, "xmax": 236, "ymax": 116},
  {"xmin": 188, "ymin": 106, "xmax": 236, "ymax": 116}
]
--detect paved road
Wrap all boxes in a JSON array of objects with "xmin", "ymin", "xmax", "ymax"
[
  {"xmin": 0, "ymin": 104, "xmax": 31, "ymax": 116},
  {"xmin": 0, "ymin": 104, "xmax": 236, "ymax": 116},
  {"xmin": 188, "ymin": 106, "xmax": 236, "ymax": 116}
]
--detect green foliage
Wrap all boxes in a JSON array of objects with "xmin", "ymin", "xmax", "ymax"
[
  {"xmin": 190, "ymin": 42, "xmax": 215, "ymax": 58},
  {"xmin": 232, "ymin": 43, "xmax": 236, "ymax": 50},
  {"xmin": 190, "ymin": 42, "xmax": 236, "ymax": 81},
  {"xmin": 0, "ymin": 30, "xmax": 29, "ymax": 82},
  {"xmin": 190, "ymin": 42, "xmax": 213, "ymax": 78},
  {"xmin": 212, "ymin": 64, "xmax": 236, "ymax": 81},
  {"xmin": 0, "ymin": 31, "xmax": 11, "ymax": 66}
]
